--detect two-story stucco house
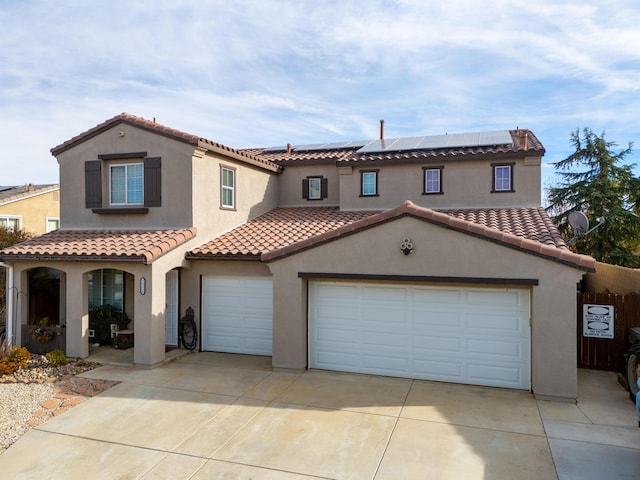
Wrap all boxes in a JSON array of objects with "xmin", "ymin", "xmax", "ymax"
[
  {"xmin": 0, "ymin": 184, "xmax": 60, "ymax": 235},
  {"xmin": 0, "ymin": 113, "xmax": 594, "ymax": 402}
]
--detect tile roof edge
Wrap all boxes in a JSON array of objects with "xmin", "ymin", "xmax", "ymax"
[
  {"xmin": 50, "ymin": 113, "xmax": 281, "ymax": 172},
  {"xmin": 262, "ymin": 201, "xmax": 595, "ymax": 270},
  {"xmin": 0, "ymin": 184, "xmax": 60, "ymax": 205}
]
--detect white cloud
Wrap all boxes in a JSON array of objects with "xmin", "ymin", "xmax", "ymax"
[{"xmin": 0, "ymin": 0, "xmax": 639, "ymax": 185}]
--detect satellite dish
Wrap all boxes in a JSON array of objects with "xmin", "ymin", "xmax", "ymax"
[{"xmin": 568, "ymin": 211, "xmax": 589, "ymax": 235}]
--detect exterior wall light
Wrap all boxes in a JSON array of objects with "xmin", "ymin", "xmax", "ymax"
[
  {"xmin": 400, "ymin": 237, "xmax": 414, "ymax": 255},
  {"xmin": 140, "ymin": 277, "xmax": 146, "ymax": 295}
]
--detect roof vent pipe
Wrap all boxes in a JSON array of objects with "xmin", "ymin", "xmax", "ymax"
[
  {"xmin": 380, "ymin": 119, "xmax": 385, "ymax": 140},
  {"xmin": 287, "ymin": 143, "xmax": 292, "ymax": 154}
]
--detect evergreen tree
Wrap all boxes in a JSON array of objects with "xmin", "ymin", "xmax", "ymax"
[{"xmin": 547, "ymin": 127, "xmax": 640, "ymax": 267}]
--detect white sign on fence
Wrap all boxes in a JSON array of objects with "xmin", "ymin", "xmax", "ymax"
[{"xmin": 583, "ymin": 304, "xmax": 614, "ymax": 339}]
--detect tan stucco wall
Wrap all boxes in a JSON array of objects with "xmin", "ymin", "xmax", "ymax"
[
  {"xmin": 585, "ymin": 261, "xmax": 640, "ymax": 294},
  {"xmin": 0, "ymin": 188, "xmax": 60, "ymax": 235},
  {"xmin": 266, "ymin": 216, "xmax": 585, "ymax": 401},
  {"xmin": 56, "ymin": 124, "xmax": 198, "ymax": 230},
  {"xmin": 277, "ymin": 164, "xmax": 340, "ymax": 207},
  {"xmin": 191, "ymin": 151, "xmax": 279, "ymax": 240},
  {"xmin": 338, "ymin": 156, "xmax": 542, "ymax": 210}
]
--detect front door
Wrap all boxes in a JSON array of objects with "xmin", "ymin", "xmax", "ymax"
[{"xmin": 165, "ymin": 270, "xmax": 179, "ymax": 346}]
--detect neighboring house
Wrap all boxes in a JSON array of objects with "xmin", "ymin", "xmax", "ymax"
[
  {"xmin": 0, "ymin": 113, "xmax": 595, "ymax": 402},
  {"xmin": 0, "ymin": 184, "xmax": 60, "ymax": 235}
]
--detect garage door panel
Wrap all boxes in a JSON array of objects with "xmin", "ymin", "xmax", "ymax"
[
  {"xmin": 467, "ymin": 312, "xmax": 526, "ymax": 333},
  {"xmin": 202, "ymin": 276, "xmax": 272, "ymax": 356},
  {"xmin": 412, "ymin": 288, "xmax": 462, "ymax": 304},
  {"xmin": 414, "ymin": 335, "xmax": 462, "ymax": 353},
  {"xmin": 309, "ymin": 281, "xmax": 530, "ymax": 390},
  {"xmin": 466, "ymin": 289, "xmax": 524, "ymax": 306},
  {"xmin": 314, "ymin": 327, "xmax": 359, "ymax": 345},
  {"xmin": 468, "ymin": 364, "xmax": 524, "ymax": 386},
  {"xmin": 412, "ymin": 310, "xmax": 463, "ymax": 328},
  {"xmin": 363, "ymin": 331, "xmax": 410, "ymax": 348},
  {"xmin": 413, "ymin": 358, "xmax": 463, "ymax": 379}
]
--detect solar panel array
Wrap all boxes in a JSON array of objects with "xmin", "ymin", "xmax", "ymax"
[
  {"xmin": 357, "ymin": 130, "xmax": 513, "ymax": 154},
  {"xmin": 262, "ymin": 130, "xmax": 513, "ymax": 155}
]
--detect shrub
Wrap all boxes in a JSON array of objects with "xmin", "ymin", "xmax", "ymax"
[
  {"xmin": 0, "ymin": 345, "xmax": 30, "ymax": 375},
  {"xmin": 46, "ymin": 349, "xmax": 68, "ymax": 366}
]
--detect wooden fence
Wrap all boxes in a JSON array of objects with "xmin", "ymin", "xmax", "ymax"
[{"xmin": 577, "ymin": 292, "xmax": 640, "ymax": 372}]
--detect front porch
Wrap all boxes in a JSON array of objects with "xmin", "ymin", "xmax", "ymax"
[{"xmin": 87, "ymin": 345, "xmax": 191, "ymax": 367}]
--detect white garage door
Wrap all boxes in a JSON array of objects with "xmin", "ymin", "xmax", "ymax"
[
  {"xmin": 309, "ymin": 282, "xmax": 530, "ymax": 389},
  {"xmin": 202, "ymin": 276, "xmax": 273, "ymax": 355}
]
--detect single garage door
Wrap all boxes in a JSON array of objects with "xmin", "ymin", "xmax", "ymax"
[
  {"xmin": 309, "ymin": 281, "xmax": 530, "ymax": 389},
  {"xmin": 202, "ymin": 276, "xmax": 273, "ymax": 355}
]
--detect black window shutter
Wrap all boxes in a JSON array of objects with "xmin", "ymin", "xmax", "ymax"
[
  {"xmin": 302, "ymin": 178, "xmax": 309, "ymax": 199},
  {"xmin": 321, "ymin": 178, "xmax": 328, "ymax": 199},
  {"xmin": 144, "ymin": 157, "xmax": 162, "ymax": 207},
  {"xmin": 84, "ymin": 160, "xmax": 102, "ymax": 208}
]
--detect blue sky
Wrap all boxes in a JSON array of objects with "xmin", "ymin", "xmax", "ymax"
[{"xmin": 1, "ymin": 0, "xmax": 639, "ymax": 198}]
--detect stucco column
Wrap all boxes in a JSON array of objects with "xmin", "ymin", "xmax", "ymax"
[
  {"xmin": 270, "ymin": 270, "xmax": 307, "ymax": 371},
  {"xmin": 133, "ymin": 269, "xmax": 166, "ymax": 367},
  {"xmin": 65, "ymin": 270, "xmax": 89, "ymax": 358}
]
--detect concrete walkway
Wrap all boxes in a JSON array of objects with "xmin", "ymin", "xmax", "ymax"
[{"xmin": 1, "ymin": 353, "xmax": 638, "ymax": 479}]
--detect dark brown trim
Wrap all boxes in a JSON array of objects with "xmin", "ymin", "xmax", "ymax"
[
  {"xmin": 298, "ymin": 272, "xmax": 539, "ymax": 286},
  {"xmin": 422, "ymin": 165, "xmax": 444, "ymax": 194},
  {"xmin": 339, "ymin": 150, "xmax": 543, "ymax": 167},
  {"xmin": 491, "ymin": 162, "xmax": 515, "ymax": 193},
  {"xmin": 360, "ymin": 169, "xmax": 379, "ymax": 197},
  {"xmin": 98, "ymin": 152, "xmax": 147, "ymax": 160},
  {"xmin": 91, "ymin": 207, "xmax": 149, "ymax": 214}
]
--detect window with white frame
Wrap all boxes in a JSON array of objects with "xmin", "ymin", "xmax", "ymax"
[
  {"xmin": 360, "ymin": 170, "xmax": 379, "ymax": 196},
  {"xmin": 46, "ymin": 218, "xmax": 60, "ymax": 232},
  {"xmin": 110, "ymin": 163, "xmax": 143, "ymax": 205},
  {"xmin": 423, "ymin": 167, "xmax": 443, "ymax": 194},
  {"xmin": 221, "ymin": 166, "xmax": 236, "ymax": 209},
  {"xmin": 0, "ymin": 216, "xmax": 21, "ymax": 230},
  {"xmin": 492, "ymin": 163, "xmax": 514, "ymax": 192}
]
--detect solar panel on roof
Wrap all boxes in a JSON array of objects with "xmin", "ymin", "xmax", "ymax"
[
  {"xmin": 357, "ymin": 130, "xmax": 513, "ymax": 154},
  {"xmin": 263, "ymin": 146, "xmax": 288, "ymax": 152},
  {"xmin": 294, "ymin": 140, "xmax": 369, "ymax": 151}
]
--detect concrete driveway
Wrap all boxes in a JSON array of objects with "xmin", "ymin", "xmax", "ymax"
[{"xmin": 1, "ymin": 352, "xmax": 639, "ymax": 479}]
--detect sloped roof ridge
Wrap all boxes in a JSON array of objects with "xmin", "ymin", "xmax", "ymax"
[
  {"xmin": 0, "ymin": 184, "xmax": 59, "ymax": 204},
  {"xmin": 50, "ymin": 113, "xmax": 280, "ymax": 172},
  {"xmin": 262, "ymin": 201, "xmax": 595, "ymax": 270}
]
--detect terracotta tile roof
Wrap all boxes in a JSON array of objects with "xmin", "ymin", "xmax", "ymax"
[
  {"xmin": 0, "ymin": 228, "xmax": 197, "ymax": 264},
  {"xmin": 189, "ymin": 203, "xmax": 594, "ymax": 271},
  {"xmin": 50, "ymin": 113, "xmax": 281, "ymax": 173},
  {"xmin": 187, "ymin": 207, "xmax": 381, "ymax": 259},
  {"xmin": 244, "ymin": 129, "xmax": 544, "ymax": 166},
  {"xmin": 0, "ymin": 184, "xmax": 59, "ymax": 205}
]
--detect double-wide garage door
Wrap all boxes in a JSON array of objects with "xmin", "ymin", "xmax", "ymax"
[
  {"xmin": 309, "ymin": 281, "xmax": 531, "ymax": 389},
  {"xmin": 202, "ymin": 276, "xmax": 272, "ymax": 356}
]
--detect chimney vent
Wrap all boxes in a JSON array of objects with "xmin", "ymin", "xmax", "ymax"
[
  {"xmin": 287, "ymin": 143, "xmax": 292, "ymax": 154},
  {"xmin": 380, "ymin": 120, "xmax": 385, "ymax": 140}
]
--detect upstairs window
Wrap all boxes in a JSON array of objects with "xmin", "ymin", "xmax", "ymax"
[
  {"xmin": 360, "ymin": 170, "xmax": 379, "ymax": 196},
  {"xmin": 492, "ymin": 163, "xmax": 514, "ymax": 192},
  {"xmin": 0, "ymin": 216, "xmax": 21, "ymax": 230},
  {"xmin": 302, "ymin": 176, "xmax": 328, "ymax": 200},
  {"xmin": 110, "ymin": 163, "xmax": 143, "ymax": 205},
  {"xmin": 423, "ymin": 166, "xmax": 444, "ymax": 194},
  {"xmin": 221, "ymin": 165, "xmax": 236, "ymax": 209},
  {"xmin": 85, "ymin": 154, "xmax": 161, "ymax": 211}
]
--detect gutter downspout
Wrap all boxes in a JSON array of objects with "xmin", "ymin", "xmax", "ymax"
[{"xmin": 0, "ymin": 261, "xmax": 13, "ymax": 346}]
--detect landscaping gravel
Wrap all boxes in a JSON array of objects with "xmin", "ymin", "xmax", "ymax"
[{"xmin": 0, "ymin": 354, "xmax": 102, "ymax": 455}]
